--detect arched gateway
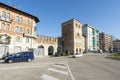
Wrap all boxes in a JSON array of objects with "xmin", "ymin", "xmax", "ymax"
[{"xmin": 48, "ymin": 46, "xmax": 54, "ymax": 55}]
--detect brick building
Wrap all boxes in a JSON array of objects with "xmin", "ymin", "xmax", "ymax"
[
  {"xmin": 99, "ymin": 32, "xmax": 113, "ymax": 52},
  {"xmin": 113, "ymin": 39, "xmax": 120, "ymax": 52},
  {"xmin": 62, "ymin": 19, "xmax": 85, "ymax": 54}
]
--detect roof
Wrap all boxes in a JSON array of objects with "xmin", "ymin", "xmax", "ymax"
[
  {"xmin": 99, "ymin": 32, "xmax": 112, "ymax": 36},
  {"xmin": 83, "ymin": 24, "xmax": 99, "ymax": 31},
  {"xmin": 0, "ymin": 2, "xmax": 39, "ymax": 22},
  {"xmin": 62, "ymin": 18, "xmax": 82, "ymax": 25},
  {"xmin": 113, "ymin": 40, "xmax": 120, "ymax": 42}
]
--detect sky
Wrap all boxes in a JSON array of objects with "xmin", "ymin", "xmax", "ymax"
[{"xmin": 0, "ymin": 0, "xmax": 120, "ymax": 39}]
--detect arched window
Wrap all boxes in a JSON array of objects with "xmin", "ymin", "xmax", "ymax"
[
  {"xmin": 27, "ymin": 19, "xmax": 30, "ymax": 25},
  {"xmin": 2, "ymin": 11, "xmax": 6, "ymax": 19},
  {"xmin": 1, "ymin": 23, "xmax": 5, "ymax": 30},
  {"xmin": 26, "ymin": 29, "xmax": 30, "ymax": 34},
  {"xmin": 16, "ymin": 16, "xmax": 19, "ymax": 22},
  {"xmin": 77, "ymin": 33, "xmax": 80, "ymax": 36},
  {"xmin": 6, "ymin": 13, "xmax": 10, "ymax": 20},
  {"xmin": 79, "ymin": 48, "xmax": 81, "ymax": 53},
  {"xmin": 19, "ymin": 17, "xmax": 23, "ymax": 23},
  {"xmin": 76, "ymin": 48, "xmax": 78, "ymax": 53},
  {"xmin": 15, "ymin": 26, "xmax": 19, "ymax": 32},
  {"xmin": 19, "ymin": 27, "xmax": 22, "ymax": 33},
  {"xmin": 6, "ymin": 24, "xmax": 10, "ymax": 31}
]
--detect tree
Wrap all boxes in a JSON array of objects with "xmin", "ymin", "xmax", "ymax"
[{"xmin": 0, "ymin": 35, "xmax": 12, "ymax": 45}]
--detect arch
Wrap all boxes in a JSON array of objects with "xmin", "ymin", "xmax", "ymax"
[
  {"xmin": 6, "ymin": 13, "xmax": 10, "ymax": 20},
  {"xmin": 79, "ymin": 48, "xmax": 81, "ymax": 53},
  {"xmin": 16, "ymin": 16, "xmax": 19, "ymax": 22},
  {"xmin": 2, "ymin": 11, "xmax": 6, "ymax": 18},
  {"xmin": 48, "ymin": 46, "xmax": 54, "ymax": 55},
  {"xmin": 38, "ymin": 45, "xmax": 44, "ymax": 48},
  {"xmin": 1, "ymin": 22, "xmax": 5, "ymax": 30},
  {"xmin": 6, "ymin": 24, "xmax": 10, "ymax": 31},
  {"xmin": 57, "ymin": 46, "xmax": 62, "ymax": 53},
  {"xmin": 26, "ymin": 28, "xmax": 30, "ymax": 34},
  {"xmin": 19, "ymin": 17, "xmax": 23, "ymax": 23},
  {"xmin": 76, "ymin": 48, "xmax": 78, "ymax": 53},
  {"xmin": 37, "ymin": 45, "xmax": 44, "ymax": 56}
]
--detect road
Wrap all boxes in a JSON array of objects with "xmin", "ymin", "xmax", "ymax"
[
  {"xmin": 68, "ymin": 53, "xmax": 120, "ymax": 80},
  {"xmin": 0, "ymin": 53, "xmax": 120, "ymax": 80}
]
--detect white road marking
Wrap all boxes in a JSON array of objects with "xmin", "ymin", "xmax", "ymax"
[
  {"xmin": 0, "ymin": 65, "xmax": 49, "ymax": 70},
  {"xmin": 66, "ymin": 61, "xmax": 75, "ymax": 80},
  {"xmin": 48, "ymin": 68, "xmax": 68, "ymax": 75},
  {"xmin": 41, "ymin": 74, "xmax": 59, "ymax": 80},
  {"xmin": 53, "ymin": 64, "xmax": 67, "ymax": 69}
]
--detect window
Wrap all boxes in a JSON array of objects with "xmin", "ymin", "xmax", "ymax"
[
  {"xmin": 19, "ymin": 17, "xmax": 23, "ymax": 23},
  {"xmin": 26, "ymin": 37, "xmax": 29, "ymax": 43},
  {"xmin": 16, "ymin": 36, "xmax": 20, "ymax": 42},
  {"xmin": 15, "ymin": 26, "xmax": 22, "ymax": 33},
  {"xmin": 19, "ymin": 27, "xmax": 22, "ymax": 33},
  {"xmin": 16, "ymin": 16, "xmax": 23, "ymax": 23},
  {"xmin": 79, "ymin": 48, "xmax": 81, "ymax": 53},
  {"xmin": 2, "ymin": 11, "xmax": 6, "ymax": 19},
  {"xmin": 26, "ymin": 29, "xmax": 30, "ymax": 34},
  {"xmin": 27, "ymin": 19, "xmax": 30, "ymax": 25},
  {"xmin": 15, "ymin": 26, "xmax": 18, "ymax": 32},
  {"xmin": 77, "ymin": 33, "xmax": 80, "ymax": 36},
  {"xmin": 76, "ymin": 23, "xmax": 78, "ymax": 27},
  {"xmin": 16, "ymin": 16, "xmax": 19, "ymax": 22},
  {"xmin": 76, "ymin": 48, "xmax": 78, "ymax": 53},
  {"xmin": 34, "ymin": 27, "xmax": 37, "ymax": 31},
  {"xmin": 6, "ymin": 13, "xmax": 10, "ymax": 20},
  {"xmin": 1, "ymin": 23, "xmax": 5, "ymax": 30},
  {"xmin": 6, "ymin": 24, "xmax": 10, "ymax": 31}
]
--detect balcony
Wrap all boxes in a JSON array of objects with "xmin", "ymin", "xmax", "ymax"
[{"xmin": 0, "ymin": 16, "xmax": 12, "ymax": 23}]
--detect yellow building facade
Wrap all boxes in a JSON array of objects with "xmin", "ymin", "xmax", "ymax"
[{"xmin": 0, "ymin": 2, "xmax": 39, "ymax": 58}]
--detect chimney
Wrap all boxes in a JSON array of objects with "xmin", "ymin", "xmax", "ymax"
[{"xmin": 13, "ymin": 5, "xmax": 16, "ymax": 8}]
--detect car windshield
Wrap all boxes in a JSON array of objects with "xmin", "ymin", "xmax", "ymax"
[{"xmin": 15, "ymin": 53, "xmax": 20, "ymax": 57}]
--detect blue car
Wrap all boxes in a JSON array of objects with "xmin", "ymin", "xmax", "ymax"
[{"xmin": 4, "ymin": 51, "xmax": 34, "ymax": 63}]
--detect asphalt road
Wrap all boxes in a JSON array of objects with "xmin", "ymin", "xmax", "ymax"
[
  {"xmin": 0, "ymin": 53, "xmax": 120, "ymax": 80},
  {"xmin": 68, "ymin": 53, "xmax": 120, "ymax": 80}
]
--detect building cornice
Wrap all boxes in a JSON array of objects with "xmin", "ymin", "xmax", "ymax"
[{"xmin": 0, "ymin": 2, "xmax": 39, "ymax": 22}]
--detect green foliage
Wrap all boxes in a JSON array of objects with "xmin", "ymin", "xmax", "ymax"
[
  {"xmin": 107, "ymin": 53, "xmax": 120, "ymax": 60},
  {"xmin": 0, "ymin": 35, "xmax": 12, "ymax": 45},
  {"xmin": 61, "ymin": 52, "xmax": 70, "ymax": 56}
]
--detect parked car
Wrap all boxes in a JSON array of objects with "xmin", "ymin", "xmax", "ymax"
[
  {"xmin": 4, "ymin": 51, "xmax": 34, "ymax": 63},
  {"xmin": 72, "ymin": 53, "xmax": 83, "ymax": 58},
  {"xmin": 54, "ymin": 52, "xmax": 61, "ymax": 57},
  {"xmin": 2, "ymin": 53, "xmax": 14, "ymax": 60}
]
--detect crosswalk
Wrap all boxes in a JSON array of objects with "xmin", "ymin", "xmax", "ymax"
[
  {"xmin": 41, "ymin": 74, "xmax": 59, "ymax": 80},
  {"xmin": 40, "ymin": 61, "xmax": 74, "ymax": 80}
]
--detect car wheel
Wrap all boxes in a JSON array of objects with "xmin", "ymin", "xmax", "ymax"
[
  {"xmin": 27, "ymin": 59, "xmax": 31, "ymax": 62},
  {"xmin": 8, "ymin": 60, "xmax": 12, "ymax": 63}
]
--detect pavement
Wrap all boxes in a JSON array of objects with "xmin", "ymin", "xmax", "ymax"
[{"xmin": 0, "ymin": 53, "xmax": 120, "ymax": 80}]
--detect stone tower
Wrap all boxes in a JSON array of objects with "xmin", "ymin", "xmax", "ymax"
[{"xmin": 62, "ymin": 19, "xmax": 85, "ymax": 54}]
